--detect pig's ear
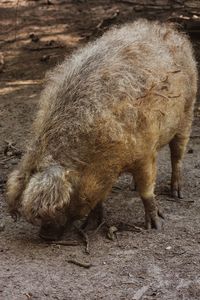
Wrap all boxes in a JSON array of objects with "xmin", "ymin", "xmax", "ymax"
[
  {"xmin": 6, "ymin": 169, "xmax": 25, "ymax": 219},
  {"xmin": 21, "ymin": 166, "xmax": 72, "ymax": 225}
]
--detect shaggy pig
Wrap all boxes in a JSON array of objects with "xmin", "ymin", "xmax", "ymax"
[{"xmin": 6, "ymin": 19, "xmax": 198, "ymax": 239}]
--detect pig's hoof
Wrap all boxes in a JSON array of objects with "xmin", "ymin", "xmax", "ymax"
[
  {"xmin": 145, "ymin": 210, "xmax": 165, "ymax": 230},
  {"xmin": 39, "ymin": 223, "xmax": 65, "ymax": 241},
  {"xmin": 171, "ymin": 186, "xmax": 183, "ymax": 199},
  {"xmin": 81, "ymin": 202, "xmax": 104, "ymax": 230}
]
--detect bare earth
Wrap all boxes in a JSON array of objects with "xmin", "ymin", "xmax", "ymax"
[{"xmin": 0, "ymin": 1, "xmax": 200, "ymax": 299}]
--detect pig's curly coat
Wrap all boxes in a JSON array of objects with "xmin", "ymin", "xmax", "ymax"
[{"xmin": 6, "ymin": 19, "xmax": 198, "ymax": 229}]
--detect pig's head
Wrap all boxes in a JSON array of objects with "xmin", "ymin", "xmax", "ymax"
[{"xmin": 6, "ymin": 161, "xmax": 78, "ymax": 239}]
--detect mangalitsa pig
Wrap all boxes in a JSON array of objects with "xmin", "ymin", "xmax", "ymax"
[{"xmin": 6, "ymin": 19, "xmax": 198, "ymax": 239}]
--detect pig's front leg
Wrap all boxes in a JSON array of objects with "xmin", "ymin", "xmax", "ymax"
[
  {"xmin": 80, "ymin": 202, "xmax": 104, "ymax": 230},
  {"xmin": 134, "ymin": 154, "xmax": 164, "ymax": 230},
  {"xmin": 77, "ymin": 161, "xmax": 119, "ymax": 222}
]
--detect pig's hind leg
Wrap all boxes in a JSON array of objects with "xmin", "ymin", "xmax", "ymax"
[
  {"xmin": 169, "ymin": 134, "xmax": 190, "ymax": 199},
  {"xmin": 134, "ymin": 154, "xmax": 164, "ymax": 230}
]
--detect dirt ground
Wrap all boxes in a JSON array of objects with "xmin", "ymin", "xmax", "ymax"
[{"xmin": 0, "ymin": 1, "xmax": 200, "ymax": 299}]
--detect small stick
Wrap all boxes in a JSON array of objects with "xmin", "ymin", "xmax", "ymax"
[
  {"xmin": 0, "ymin": 157, "xmax": 13, "ymax": 164},
  {"xmin": 133, "ymin": 285, "xmax": 149, "ymax": 300},
  {"xmin": 154, "ymin": 92, "xmax": 181, "ymax": 100},
  {"xmin": 50, "ymin": 240, "xmax": 79, "ymax": 246},
  {"xmin": 172, "ymin": 251, "xmax": 186, "ymax": 256},
  {"xmin": 92, "ymin": 221, "xmax": 106, "ymax": 236},
  {"xmin": 118, "ymin": 222, "xmax": 144, "ymax": 232},
  {"xmin": 67, "ymin": 259, "xmax": 92, "ymax": 269},
  {"xmin": 190, "ymin": 135, "xmax": 200, "ymax": 139},
  {"xmin": 168, "ymin": 93, "xmax": 181, "ymax": 98},
  {"xmin": 24, "ymin": 45, "xmax": 64, "ymax": 51},
  {"xmin": 170, "ymin": 69, "xmax": 181, "ymax": 73}
]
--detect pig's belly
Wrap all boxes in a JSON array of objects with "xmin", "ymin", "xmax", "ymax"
[{"xmin": 156, "ymin": 113, "xmax": 182, "ymax": 149}]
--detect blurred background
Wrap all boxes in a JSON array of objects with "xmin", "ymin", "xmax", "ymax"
[{"xmin": 0, "ymin": 0, "xmax": 199, "ymax": 84}]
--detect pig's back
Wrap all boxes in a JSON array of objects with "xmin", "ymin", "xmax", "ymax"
[{"xmin": 37, "ymin": 20, "xmax": 197, "ymax": 147}]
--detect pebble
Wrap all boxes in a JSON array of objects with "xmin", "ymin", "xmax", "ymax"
[{"xmin": 166, "ymin": 246, "xmax": 172, "ymax": 250}]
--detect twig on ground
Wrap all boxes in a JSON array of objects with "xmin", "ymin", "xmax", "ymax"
[
  {"xmin": 133, "ymin": 285, "xmax": 149, "ymax": 300},
  {"xmin": 24, "ymin": 42, "xmax": 64, "ymax": 51},
  {"xmin": 96, "ymin": 10, "xmax": 119, "ymax": 30},
  {"xmin": 0, "ymin": 156, "xmax": 13, "ymax": 164},
  {"xmin": 118, "ymin": 222, "xmax": 144, "ymax": 233},
  {"xmin": 50, "ymin": 240, "xmax": 79, "ymax": 246},
  {"xmin": 92, "ymin": 221, "xmax": 106, "ymax": 236},
  {"xmin": 67, "ymin": 259, "xmax": 92, "ymax": 269},
  {"xmin": 172, "ymin": 251, "xmax": 186, "ymax": 256}
]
